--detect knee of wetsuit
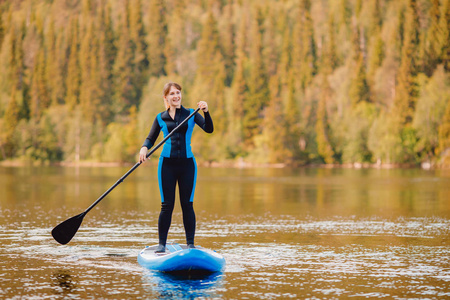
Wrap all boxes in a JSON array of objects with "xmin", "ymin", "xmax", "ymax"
[{"xmin": 160, "ymin": 202, "xmax": 174, "ymax": 213}]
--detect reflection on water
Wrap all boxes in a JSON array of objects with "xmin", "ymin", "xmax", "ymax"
[
  {"xmin": 143, "ymin": 271, "xmax": 224, "ymax": 299},
  {"xmin": 0, "ymin": 166, "xmax": 449, "ymax": 298},
  {"xmin": 52, "ymin": 271, "xmax": 77, "ymax": 296}
]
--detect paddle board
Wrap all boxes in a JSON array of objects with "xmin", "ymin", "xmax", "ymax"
[{"xmin": 138, "ymin": 243, "xmax": 225, "ymax": 274}]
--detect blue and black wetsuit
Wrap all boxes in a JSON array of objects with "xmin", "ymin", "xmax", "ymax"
[{"xmin": 142, "ymin": 106, "xmax": 213, "ymax": 246}]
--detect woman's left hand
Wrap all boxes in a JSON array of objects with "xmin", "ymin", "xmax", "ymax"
[{"xmin": 197, "ymin": 101, "xmax": 209, "ymax": 112}]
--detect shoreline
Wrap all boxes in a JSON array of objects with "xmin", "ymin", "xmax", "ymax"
[{"xmin": 0, "ymin": 159, "xmax": 446, "ymax": 170}]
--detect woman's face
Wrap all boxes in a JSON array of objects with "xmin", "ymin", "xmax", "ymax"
[{"xmin": 164, "ymin": 86, "xmax": 182, "ymax": 108}]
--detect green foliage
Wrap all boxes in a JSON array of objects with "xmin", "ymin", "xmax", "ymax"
[
  {"xmin": 103, "ymin": 106, "xmax": 141, "ymax": 163},
  {"xmin": 0, "ymin": 0, "xmax": 448, "ymax": 167},
  {"xmin": 368, "ymin": 112, "xmax": 403, "ymax": 164},
  {"xmin": 0, "ymin": 7, "xmax": 4, "ymax": 50},
  {"xmin": 262, "ymin": 76, "xmax": 292, "ymax": 164},
  {"xmin": 65, "ymin": 18, "xmax": 81, "ymax": 110},
  {"xmin": 342, "ymin": 102, "xmax": 376, "ymax": 163},
  {"xmin": 349, "ymin": 54, "xmax": 371, "ymax": 106},
  {"xmin": 242, "ymin": 8, "xmax": 269, "ymax": 148},
  {"xmin": 2, "ymin": 89, "xmax": 20, "ymax": 157},
  {"xmin": 367, "ymin": 33, "xmax": 384, "ymax": 83},
  {"xmin": 393, "ymin": 0, "xmax": 420, "ymax": 125},
  {"xmin": 284, "ymin": 75, "xmax": 302, "ymax": 161},
  {"xmin": 292, "ymin": 0, "xmax": 317, "ymax": 91},
  {"xmin": 438, "ymin": 98, "xmax": 450, "ymax": 165},
  {"xmin": 414, "ymin": 67, "xmax": 450, "ymax": 159},
  {"xmin": 441, "ymin": 0, "xmax": 450, "ymax": 72},
  {"xmin": 315, "ymin": 76, "xmax": 335, "ymax": 164},
  {"xmin": 147, "ymin": 0, "xmax": 167, "ymax": 77},
  {"xmin": 422, "ymin": 0, "xmax": 441, "ymax": 75}
]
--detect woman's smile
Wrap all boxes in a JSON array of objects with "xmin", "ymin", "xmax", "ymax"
[{"xmin": 165, "ymin": 86, "xmax": 182, "ymax": 108}]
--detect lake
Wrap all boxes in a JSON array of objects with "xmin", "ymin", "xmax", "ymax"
[{"xmin": 0, "ymin": 165, "xmax": 449, "ymax": 299}]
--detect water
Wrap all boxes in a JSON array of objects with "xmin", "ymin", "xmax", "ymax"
[{"xmin": 0, "ymin": 166, "xmax": 449, "ymax": 299}]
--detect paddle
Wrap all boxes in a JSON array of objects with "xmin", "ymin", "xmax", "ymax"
[{"xmin": 51, "ymin": 107, "xmax": 201, "ymax": 245}]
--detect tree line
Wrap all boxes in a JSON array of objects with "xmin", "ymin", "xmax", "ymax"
[{"xmin": 0, "ymin": 0, "xmax": 449, "ymax": 167}]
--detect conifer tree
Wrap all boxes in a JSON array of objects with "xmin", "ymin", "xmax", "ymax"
[
  {"xmin": 423, "ymin": 0, "xmax": 441, "ymax": 75},
  {"xmin": 232, "ymin": 53, "xmax": 246, "ymax": 97},
  {"xmin": 30, "ymin": 47, "xmax": 49, "ymax": 120},
  {"xmin": 263, "ymin": 75, "xmax": 290, "ymax": 163},
  {"xmin": 128, "ymin": 0, "xmax": 148, "ymax": 103},
  {"xmin": 0, "ymin": 8, "xmax": 4, "ymax": 50},
  {"xmin": 345, "ymin": 37, "xmax": 374, "ymax": 164},
  {"xmin": 440, "ymin": 0, "xmax": 450, "ymax": 71},
  {"xmin": 350, "ymin": 16, "xmax": 361, "ymax": 62},
  {"xmin": 12, "ymin": 24, "xmax": 28, "ymax": 121},
  {"xmin": 293, "ymin": 0, "xmax": 317, "ymax": 90},
  {"xmin": 349, "ymin": 54, "xmax": 371, "ymax": 106},
  {"xmin": 8, "ymin": 25, "xmax": 25, "ymax": 96},
  {"xmin": 164, "ymin": 41, "xmax": 176, "ymax": 77},
  {"xmin": 194, "ymin": 12, "xmax": 226, "ymax": 130},
  {"xmin": 148, "ymin": 0, "xmax": 167, "ymax": 76},
  {"xmin": 96, "ymin": 1, "xmax": 115, "ymax": 122},
  {"xmin": 322, "ymin": 14, "xmax": 339, "ymax": 73},
  {"xmin": 31, "ymin": 8, "xmax": 44, "ymax": 41},
  {"xmin": 263, "ymin": 12, "xmax": 278, "ymax": 77},
  {"xmin": 65, "ymin": 18, "xmax": 81, "ymax": 109},
  {"xmin": 3, "ymin": 87, "xmax": 20, "ymax": 156},
  {"xmin": 367, "ymin": 33, "xmax": 384, "ymax": 84},
  {"xmin": 366, "ymin": 0, "xmax": 384, "ymax": 83},
  {"xmin": 337, "ymin": 0, "xmax": 352, "ymax": 47},
  {"xmin": 438, "ymin": 100, "xmax": 450, "ymax": 159},
  {"xmin": 230, "ymin": 14, "xmax": 248, "ymax": 147},
  {"xmin": 278, "ymin": 24, "xmax": 292, "ymax": 88},
  {"xmin": 130, "ymin": 0, "xmax": 148, "ymax": 67},
  {"xmin": 243, "ymin": 7, "xmax": 269, "ymax": 147},
  {"xmin": 195, "ymin": 12, "xmax": 224, "ymax": 83},
  {"xmin": 284, "ymin": 73, "xmax": 301, "ymax": 160},
  {"xmin": 0, "ymin": 120, "xmax": 6, "ymax": 160},
  {"xmin": 316, "ymin": 80, "xmax": 335, "ymax": 164},
  {"xmin": 165, "ymin": 0, "xmax": 186, "ymax": 75},
  {"xmin": 113, "ymin": 6, "xmax": 136, "ymax": 115},
  {"xmin": 348, "ymin": 7, "xmax": 370, "ymax": 106},
  {"xmin": 395, "ymin": 8, "xmax": 406, "ymax": 59},
  {"xmin": 316, "ymin": 41, "xmax": 336, "ymax": 164},
  {"xmin": 368, "ymin": 0, "xmax": 382, "ymax": 38},
  {"xmin": 393, "ymin": 0, "xmax": 420, "ymax": 125},
  {"xmin": 79, "ymin": 21, "xmax": 98, "ymax": 121},
  {"xmin": 101, "ymin": 1, "xmax": 116, "ymax": 70},
  {"xmin": 45, "ymin": 19, "xmax": 64, "ymax": 106},
  {"xmin": 220, "ymin": 2, "xmax": 235, "ymax": 85}
]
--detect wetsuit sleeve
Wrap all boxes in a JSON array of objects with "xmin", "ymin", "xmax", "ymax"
[
  {"xmin": 142, "ymin": 117, "xmax": 161, "ymax": 149},
  {"xmin": 194, "ymin": 111, "xmax": 214, "ymax": 133}
]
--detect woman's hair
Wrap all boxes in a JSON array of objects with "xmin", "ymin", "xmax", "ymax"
[{"xmin": 163, "ymin": 82, "xmax": 182, "ymax": 109}]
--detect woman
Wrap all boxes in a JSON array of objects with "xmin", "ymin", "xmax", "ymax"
[{"xmin": 139, "ymin": 82, "xmax": 213, "ymax": 253}]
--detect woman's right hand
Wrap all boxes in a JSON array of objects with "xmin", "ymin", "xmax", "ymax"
[{"xmin": 139, "ymin": 147, "xmax": 148, "ymax": 163}]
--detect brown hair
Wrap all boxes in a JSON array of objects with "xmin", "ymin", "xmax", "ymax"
[{"xmin": 163, "ymin": 82, "xmax": 182, "ymax": 110}]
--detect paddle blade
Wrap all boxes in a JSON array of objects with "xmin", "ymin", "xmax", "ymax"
[{"xmin": 51, "ymin": 213, "xmax": 85, "ymax": 245}]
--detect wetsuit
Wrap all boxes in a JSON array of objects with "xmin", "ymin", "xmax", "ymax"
[{"xmin": 142, "ymin": 106, "xmax": 213, "ymax": 246}]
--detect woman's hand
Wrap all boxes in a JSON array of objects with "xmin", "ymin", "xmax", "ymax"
[
  {"xmin": 139, "ymin": 147, "xmax": 148, "ymax": 163},
  {"xmin": 197, "ymin": 101, "xmax": 209, "ymax": 113}
]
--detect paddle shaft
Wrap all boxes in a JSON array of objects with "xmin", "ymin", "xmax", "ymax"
[{"xmin": 83, "ymin": 107, "xmax": 200, "ymax": 215}]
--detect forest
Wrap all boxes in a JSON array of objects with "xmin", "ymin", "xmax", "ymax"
[{"xmin": 0, "ymin": 0, "xmax": 449, "ymax": 167}]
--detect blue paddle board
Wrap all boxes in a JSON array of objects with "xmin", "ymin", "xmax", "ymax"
[{"xmin": 138, "ymin": 243, "xmax": 225, "ymax": 274}]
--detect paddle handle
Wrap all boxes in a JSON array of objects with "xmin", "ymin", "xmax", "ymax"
[{"xmin": 83, "ymin": 107, "xmax": 200, "ymax": 215}]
